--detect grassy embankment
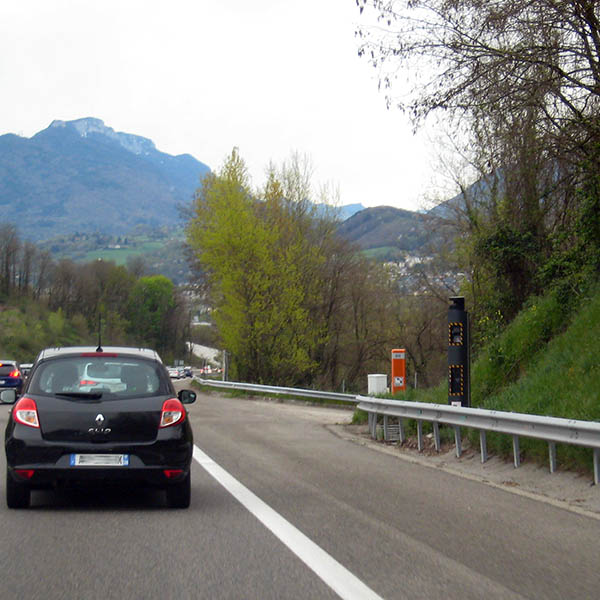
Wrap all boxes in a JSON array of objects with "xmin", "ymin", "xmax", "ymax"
[{"xmin": 367, "ymin": 281, "xmax": 600, "ymax": 472}]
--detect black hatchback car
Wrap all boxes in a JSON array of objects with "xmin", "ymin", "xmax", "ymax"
[{"xmin": 0, "ymin": 346, "xmax": 196, "ymax": 509}]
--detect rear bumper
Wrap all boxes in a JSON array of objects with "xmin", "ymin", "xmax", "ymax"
[
  {"xmin": 6, "ymin": 434, "xmax": 193, "ymax": 490},
  {"xmin": 7, "ymin": 462, "xmax": 190, "ymax": 489}
]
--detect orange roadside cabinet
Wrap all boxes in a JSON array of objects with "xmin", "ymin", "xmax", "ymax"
[{"xmin": 391, "ymin": 348, "xmax": 406, "ymax": 394}]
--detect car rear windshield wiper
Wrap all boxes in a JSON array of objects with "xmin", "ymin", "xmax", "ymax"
[{"xmin": 54, "ymin": 391, "xmax": 103, "ymax": 400}]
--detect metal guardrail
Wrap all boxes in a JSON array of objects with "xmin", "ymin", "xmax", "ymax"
[
  {"xmin": 194, "ymin": 377, "xmax": 600, "ymax": 485},
  {"xmin": 193, "ymin": 378, "xmax": 357, "ymax": 403},
  {"xmin": 357, "ymin": 396, "xmax": 600, "ymax": 485}
]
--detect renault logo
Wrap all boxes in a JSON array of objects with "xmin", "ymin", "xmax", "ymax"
[{"xmin": 89, "ymin": 413, "xmax": 111, "ymax": 435}]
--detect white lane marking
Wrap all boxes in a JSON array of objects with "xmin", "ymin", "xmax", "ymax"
[{"xmin": 193, "ymin": 445, "xmax": 384, "ymax": 600}]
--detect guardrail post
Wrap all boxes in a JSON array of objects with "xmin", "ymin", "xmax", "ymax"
[
  {"xmin": 454, "ymin": 426, "xmax": 462, "ymax": 458},
  {"xmin": 594, "ymin": 449, "xmax": 600, "ymax": 485},
  {"xmin": 548, "ymin": 442, "xmax": 557, "ymax": 474},
  {"xmin": 479, "ymin": 430, "xmax": 488, "ymax": 463},
  {"xmin": 433, "ymin": 422, "xmax": 441, "ymax": 452},
  {"xmin": 368, "ymin": 413, "xmax": 376, "ymax": 439},
  {"xmin": 399, "ymin": 418, "xmax": 406, "ymax": 443},
  {"xmin": 513, "ymin": 436, "xmax": 521, "ymax": 468},
  {"xmin": 384, "ymin": 416, "xmax": 401, "ymax": 442},
  {"xmin": 417, "ymin": 421, "xmax": 424, "ymax": 451}
]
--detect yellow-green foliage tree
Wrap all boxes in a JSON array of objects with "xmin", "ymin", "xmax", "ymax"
[
  {"xmin": 186, "ymin": 149, "xmax": 402, "ymax": 390},
  {"xmin": 186, "ymin": 150, "xmax": 323, "ymax": 385}
]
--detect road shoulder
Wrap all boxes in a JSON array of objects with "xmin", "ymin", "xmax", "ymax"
[
  {"xmin": 192, "ymin": 390, "xmax": 600, "ymax": 519},
  {"xmin": 329, "ymin": 422, "xmax": 600, "ymax": 520}
]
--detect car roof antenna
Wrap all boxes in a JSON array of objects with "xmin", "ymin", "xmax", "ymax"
[{"xmin": 96, "ymin": 311, "xmax": 103, "ymax": 353}]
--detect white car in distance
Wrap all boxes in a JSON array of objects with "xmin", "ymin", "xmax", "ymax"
[{"xmin": 167, "ymin": 366, "xmax": 180, "ymax": 379}]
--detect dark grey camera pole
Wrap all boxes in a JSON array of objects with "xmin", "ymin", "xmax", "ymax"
[{"xmin": 448, "ymin": 296, "xmax": 470, "ymax": 407}]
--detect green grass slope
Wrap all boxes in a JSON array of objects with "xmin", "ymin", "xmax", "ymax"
[
  {"xmin": 474, "ymin": 287, "xmax": 600, "ymax": 419},
  {"xmin": 470, "ymin": 283, "xmax": 600, "ymax": 468},
  {"xmin": 385, "ymin": 281, "xmax": 600, "ymax": 471}
]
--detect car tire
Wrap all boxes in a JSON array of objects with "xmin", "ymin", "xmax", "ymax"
[
  {"xmin": 6, "ymin": 471, "xmax": 30, "ymax": 509},
  {"xmin": 166, "ymin": 472, "xmax": 191, "ymax": 508}
]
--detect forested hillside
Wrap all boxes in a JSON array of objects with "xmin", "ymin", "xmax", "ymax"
[
  {"xmin": 335, "ymin": 205, "xmax": 431, "ymax": 258},
  {"xmin": 0, "ymin": 223, "xmax": 190, "ymax": 364}
]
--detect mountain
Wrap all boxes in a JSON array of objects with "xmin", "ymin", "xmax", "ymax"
[
  {"xmin": 0, "ymin": 118, "xmax": 370, "ymax": 241},
  {"xmin": 336, "ymin": 205, "xmax": 433, "ymax": 255},
  {"xmin": 0, "ymin": 118, "xmax": 211, "ymax": 238}
]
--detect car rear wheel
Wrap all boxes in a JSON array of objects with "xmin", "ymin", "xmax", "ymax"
[
  {"xmin": 166, "ymin": 472, "xmax": 191, "ymax": 508},
  {"xmin": 6, "ymin": 472, "xmax": 30, "ymax": 509}
]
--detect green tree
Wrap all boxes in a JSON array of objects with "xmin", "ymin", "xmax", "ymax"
[
  {"xmin": 356, "ymin": 0, "xmax": 600, "ymax": 160},
  {"xmin": 186, "ymin": 149, "xmax": 409, "ymax": 391},
  {"xmin": 186, "ymin": 150, "xmax": 320, "ymax": 385},
  {"xmin": 126, "ymin": 275, "xmax": 175, "ymax": 352},
  {"xmin": 357, "ymin": 0, "xmax": 600, "ymax": 332}
]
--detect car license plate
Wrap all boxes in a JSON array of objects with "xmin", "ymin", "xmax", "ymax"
[{"xmin": 70, "ymin": 454, "xmax": 129, "ymax": 466}]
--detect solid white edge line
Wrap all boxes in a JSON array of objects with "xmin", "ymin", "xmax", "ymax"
[{"xmin": 193, "ymin": 445, "xmax": 384, "ymax": 600}]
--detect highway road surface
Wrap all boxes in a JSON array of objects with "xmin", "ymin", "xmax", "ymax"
[{"xmin": 0, "ymin": 386, "xmax": 598, "ymax": 599}]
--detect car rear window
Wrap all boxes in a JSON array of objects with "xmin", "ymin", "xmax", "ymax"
[
  {"xmin": 85, "ymin": 363, "xmax": 122, "ymax": 379},
  {"xmin": 28, "ymin": 355, "xmax": 170, "ymax": 398},
  {"xmin": 0, "ymin": 364, "xmax": 17, "ymax": 376}
]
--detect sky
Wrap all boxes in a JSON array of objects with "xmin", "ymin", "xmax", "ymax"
[{"xmin": 0, "ymin": 0, "xmax": 448, "ymax": 212}]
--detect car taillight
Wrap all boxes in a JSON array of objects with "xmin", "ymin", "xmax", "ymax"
[
  {"xmin": 15, "ymin": 469, "xmax": 35, "ymax": 479},
  {"xmin": 159, "ymin": 398, "xmax": 185, "ymax": 428},
  {"xmin": 163, "ymin": 469, "xmax": 183, "ymax": 479},
  {"xmin": 9, "ymin": 369, "xmax": 20, "ymax": 378},
  {"xmin": 13, "ymin": 397, "xmax": 40, "ymax": 428},
  {"xmin": 80, "ymin": 380, "xmax": 97, "ymax": 386}
]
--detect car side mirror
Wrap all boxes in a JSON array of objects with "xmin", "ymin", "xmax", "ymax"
[
  {"xmin": 0, "ymin": 389, "xmax": 17, "ymax": 405},
  {"xmin": 178, "ymin": 389, "xmax": 196, "ymax": 405}
]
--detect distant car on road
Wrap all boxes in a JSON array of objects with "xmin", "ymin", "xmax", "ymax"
[
  {"xmin": 1, "ymin": 346, "xmax": 196, "ymax": 509},
  {"xmin": 167, "ymin": 366, "xmax": 180, "ymax": 379},
  {"xmin": 20, "ymin": 363, "xmax": 33, "ymax": 378},
  {"xmin": 0, "ymin": 360, "xmax": 24, "ymax": 396}
]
